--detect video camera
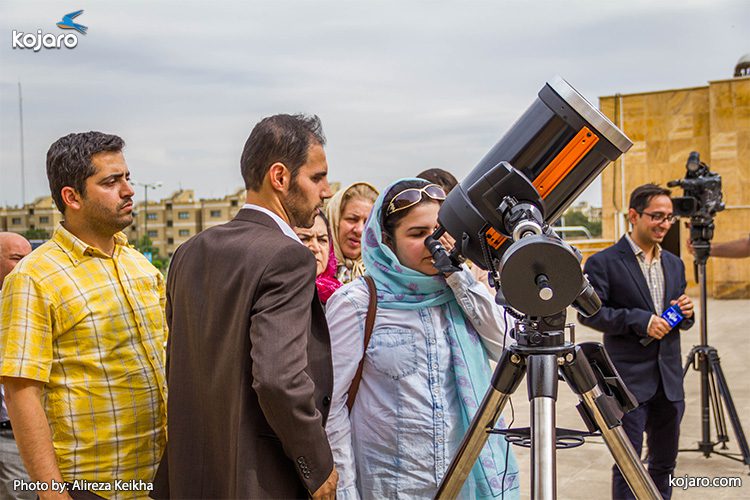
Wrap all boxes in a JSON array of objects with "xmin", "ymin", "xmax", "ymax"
[
  {"xmin": 668, "ymin": 152, "xmax": 725, "ymax": 223},
  {"xmin": 668, "ymin": 152, "xmax": 725, "ymax": 262}
]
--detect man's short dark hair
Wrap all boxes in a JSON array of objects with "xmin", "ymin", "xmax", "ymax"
[
  {"xmin": 416, "ymin": 168, "xmax": 458, "ymax": 194},
  {"xmin": 240, "ymin": 114, "xmax": 326, "ymax": 191},
  {"xmin": 629, "ymin": 183, "xmax": 672, "ymax": 213},
  {"xmin": 46, "ymin": 131, "xmax": 125, "ymax": 214}
]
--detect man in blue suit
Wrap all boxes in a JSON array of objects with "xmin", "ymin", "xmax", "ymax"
[{"xmin": 580, "ymin": 184, "xmax": 694, "ymax": 499}]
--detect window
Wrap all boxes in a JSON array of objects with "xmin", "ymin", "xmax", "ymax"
[
  {"xmin": 146, "ymin": 213, "xmax": 158, "ymax": 220},
  {"xmin": 167, "ymin": 238, "xmax": 174, "ymax": 245},
  {"xmin": 178, "ymin": 212, "xmax": 189, "ymax": 219},
  {"xmin": 147, "ymin": 230, "xmax": 158, "ymax": 238},
  {"xmin": 11, "ymin": 218, "xmax": 21, "ymax": 225},
  {"xmin": 231, "ymin": 200, "xmax": 238, "ymax": 207},
  {"xmin": 39, "ymin": 216, "xmax": 49, "ymax": 224},
  {"xmin": 179, "ymin": 229, "xmax": 190, "ymax": 237},
  {"xmin": 166, "ymin": 220, "xmax": 173, "ymax": 227},
  {"xmin": 210, "ymin": 210, "xmax": 221, "ymax": 218}
]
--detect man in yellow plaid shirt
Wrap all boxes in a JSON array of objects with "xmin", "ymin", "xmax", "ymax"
[{"xmin": 0, "ymin": 132, "xmax": 167, "ymax": 499}]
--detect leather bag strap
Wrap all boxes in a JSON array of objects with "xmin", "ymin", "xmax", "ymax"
[{"xmin": 346, "ymin": 275, "xmax": 377, "ymax": 411}]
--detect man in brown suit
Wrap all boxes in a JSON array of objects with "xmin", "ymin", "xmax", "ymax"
[{"xmin": 153, "ymin": 114, "xmax": 337, "ymax": 499}]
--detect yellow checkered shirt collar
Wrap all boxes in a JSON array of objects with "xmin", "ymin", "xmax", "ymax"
[{"xmin": 52, "ymin": 222, "xmax": 130, "ymax": 263}]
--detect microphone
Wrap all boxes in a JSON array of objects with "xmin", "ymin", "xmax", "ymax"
[{"xmin": 640, "ymin": 304, "xmax": 684, "ymax": 346}]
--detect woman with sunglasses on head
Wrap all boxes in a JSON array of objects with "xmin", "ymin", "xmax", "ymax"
[
  {"xmin": 325, "ymin": 178, "xmax": 520, "ymax": 499},
  {"xmin": 325, "ymin": 182, "xmax": 379, "ymax": 284}
]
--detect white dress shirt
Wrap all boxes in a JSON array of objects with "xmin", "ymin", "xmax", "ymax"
[{"xmin": 241, "ymin": 203, "xmax": 302, "ymax": 244}]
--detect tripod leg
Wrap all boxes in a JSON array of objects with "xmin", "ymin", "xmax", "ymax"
[
  {"xmin": 579, "ymin": 386, "xmax": 660, "ymax": 500},
  {"xmin": 436, "ymin": 348, "xmax": 526, "ymax": 499},
  {"xmin": 683, "ymin": 345, "xmax": 698, "ymax": 378},
  {"xmin": 528, "ymin": 354, "xmax": 558, "ymax": 500},
  {"xmin": 693, "ymin": 262, "xmax": 717, "ymax": 456},
  {"xmin": 707, "ymin": 361, "xmax": 729, "ymax": 446},
  {"xmin": 561, "ymin": 346, "xmax": 661, "ymax": 500},
  {"xmin": 699, "ymin": 350, "xmax": 714, "ymax": 456},
  {"xmin": 708, "ymin": 349, "xmax": 750, "ymax": 467}
]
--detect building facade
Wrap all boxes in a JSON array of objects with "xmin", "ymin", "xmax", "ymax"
[
  {"xmin": 2, "ymin": 187, "xmax": 252, "ymax": 258},
  {"xmin": 599, "ymin": 75, "xmax": 749, "ymax": 298},
  {"xmin": 200, "ymin": 188, "xmax": 245, "ymax": 232},
  {"xmin": 0, "ymin": 196, "xmax": 63, "ymax": 239},
  {"xmin": 129, "ymin": 189, "xmax": 207, "ymax": 257}
]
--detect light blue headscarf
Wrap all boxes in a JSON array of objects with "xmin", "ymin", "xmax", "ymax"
[{"xmin": 362, "ymin": 178, "xmax": 519, "ymax": 498}]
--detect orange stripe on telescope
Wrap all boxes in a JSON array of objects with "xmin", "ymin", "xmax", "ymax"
[
  {"xmin": 533, "ymin": 126, "xmax": 599, "ymax": 199},
  {"xmin": 484, "ymin": 126, "xmax": 599, "ymax": 249}
]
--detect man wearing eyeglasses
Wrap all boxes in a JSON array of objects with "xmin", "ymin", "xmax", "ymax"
[{"xmin": 579, "ymin": 183, "xmax": 694, "ymax": 500}]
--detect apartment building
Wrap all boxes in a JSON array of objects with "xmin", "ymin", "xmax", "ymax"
[
  {"xmin": 200, "ymin": 188, "xmax": 246, "ymax": 231},
  {"xmin": 0, "ymin": 196, "xmax": 63, "ymax": 236}
]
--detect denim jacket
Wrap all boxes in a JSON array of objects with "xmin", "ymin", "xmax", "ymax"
[{"xmin": 325, "ymin": 268, "xmax": 517, "ymax": 499}]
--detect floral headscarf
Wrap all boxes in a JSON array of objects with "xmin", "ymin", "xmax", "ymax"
[{"xmin": 325, "ymin": 182, "xmax": 378, "ymax": 283}]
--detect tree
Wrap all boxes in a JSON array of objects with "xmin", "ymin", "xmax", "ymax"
[
  {"xmin": 22, "ymin": 228, "xmax": 51, "ymax": 240},
  {"xmin": 133, "ymin": 235, "xmax": 169, "ymax": 272},
  {"xmin": 561, "ymin": 210, "xmax": 602, "ymax": 238}
]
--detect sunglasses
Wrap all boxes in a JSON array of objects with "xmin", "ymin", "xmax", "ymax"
[{"xmin": 385, "ymin": 184, "xmax": 447, "ymax": 216}]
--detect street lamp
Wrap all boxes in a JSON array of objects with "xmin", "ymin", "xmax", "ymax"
[{"xmin": 134, "ymin": 181, "xmax": 163, "ymax": 242}]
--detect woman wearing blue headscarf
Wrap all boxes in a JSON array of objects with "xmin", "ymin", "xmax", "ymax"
[{"xmin": 325, "ymin": 178, "xmax": 520, "ymax": 499}]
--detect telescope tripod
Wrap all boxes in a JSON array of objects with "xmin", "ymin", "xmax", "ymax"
[
  {"xmin": 680, "ymin": 249, "xmax": 750, "ymax": 470},
  {"xmin": 436, "ymin": 313, "xmax": 661, "ymax": 500}
]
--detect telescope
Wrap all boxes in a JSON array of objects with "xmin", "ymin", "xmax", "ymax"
[
  {"xmin": 431, "ymin": 77, "xmax": 663, "ymax": 499},
  {"xmin": 434, "ymin": 76, "xmax": 632, "ymax": 318}
]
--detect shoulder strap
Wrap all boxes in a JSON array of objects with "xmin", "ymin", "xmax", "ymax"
[{"xmin": 346, "ymin": 275, "xmax": 377, "ymax": 411}]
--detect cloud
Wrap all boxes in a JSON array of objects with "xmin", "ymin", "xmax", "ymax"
[{"xmin": 1, "ymin": 0, "xmax": 748, "ymax": 206}]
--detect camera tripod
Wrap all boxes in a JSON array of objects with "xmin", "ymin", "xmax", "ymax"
[
  {"xmin": 680, "ymin": 235, "xmax": 750, "ymax": 470},
  {"xmin": 436, "ymin": 311, "xmax": 661, "ymax": 500}
]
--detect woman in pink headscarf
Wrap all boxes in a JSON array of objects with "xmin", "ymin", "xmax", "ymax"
[{"xmin": 294, "ymin": 212, "xmax": 342, "ymax": 305}]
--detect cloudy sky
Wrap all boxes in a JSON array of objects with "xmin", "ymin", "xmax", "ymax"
[{"xmin": 1, "ymin": 0, "xmax": 747, "ymax": 207}]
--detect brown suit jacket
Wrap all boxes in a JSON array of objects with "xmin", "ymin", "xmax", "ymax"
[{"xmin": 152, "ymin": 209, "xmax": 334, "ymax": 499}]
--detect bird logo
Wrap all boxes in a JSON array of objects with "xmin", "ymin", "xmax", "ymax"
[{"xmin": 56, "ymin": 10, "xmax": 87, "ymax": 35}]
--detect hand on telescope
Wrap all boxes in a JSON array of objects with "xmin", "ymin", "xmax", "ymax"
[
  {"xmin": 428, "ymin": 232, "xmax": 462, "ymax": 277},
  {"xmin": 671, "ymin": 294, "xmax": 694, "ymax": 319},
  {"xmin": 686, "ymin": 237, "xmax": 695, "ymax": 256},
  {"xmin": 647, "ymin": 316, "xmax": 672, "ymax": 340},
  {"xmin": 439, "ymin": 232, "xmax": 456, "ymax": 253}
]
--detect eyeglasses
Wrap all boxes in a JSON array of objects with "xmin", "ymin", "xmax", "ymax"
[
  {"xmin": 640, "ymin": 211, "xmax": 678, "ymax": 224},
  {"xmin": 385, "ymin": 184, "xmax": 447, "ymax": 216}
]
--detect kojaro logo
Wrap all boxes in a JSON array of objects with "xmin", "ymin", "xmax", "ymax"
[{"xmin": 12, "ymin": 10, "xmax": 87, "ymax": 51}]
